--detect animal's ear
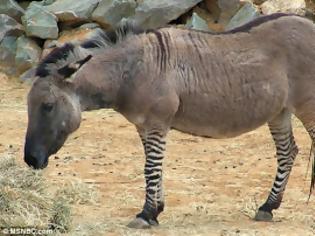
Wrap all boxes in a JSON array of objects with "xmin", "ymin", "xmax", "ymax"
[{"xmin": 57, "ymin": 55, "xmax": 93, "ymax": 81}]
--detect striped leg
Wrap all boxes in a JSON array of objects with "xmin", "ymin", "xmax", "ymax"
[
  {"xmin": 128, "ymin": 129, "xmax": 166, "ymax": 228},
  {"xmin": 255, "ymin": 110, "xmax": 298, "ymax": 221}
]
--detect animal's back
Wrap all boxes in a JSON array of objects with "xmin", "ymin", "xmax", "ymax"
[{"xmin": 156, "ymin": 15, "xmax": 315, "ymax": 138}]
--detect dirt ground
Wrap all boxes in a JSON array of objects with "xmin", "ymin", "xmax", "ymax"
[{"xmin": 1, "ymin": 76, "xmax": 315, "ymax": 236}]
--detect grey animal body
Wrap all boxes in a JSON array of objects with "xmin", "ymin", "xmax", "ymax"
[{"xmin": 24, "ymin": 13, "xmax": 315, "ymax": 228}]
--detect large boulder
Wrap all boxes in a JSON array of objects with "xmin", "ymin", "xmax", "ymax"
[
  {"xmin": 186, "ymin": 12, "xmax": 210, "ymax": 31},
  {"xmin": 79, "ymin": 22, "xmax": 101, "ymax": 30},
  {"xmin": 0, "ymin": 0, "xmax": 25, "ymax": 22},
  {"xmin": 92, "ymin": 0, "xmax": 136, "ymax": 28},
  {"xmin": 132, "ymin": 0, "xmax": 202, "ymax": 29},
  {"xmin": 22, "ymin": 2, "xmax": 58, "ymax": 39},
  {"xmin": 225, "ymin": 2, "xmax": 260, "ymax": 31},
  {"xmin": 204, "ymin": 0, "xmax": 220, "ymax": 22},
  {"xmin": 0, "ymin": 14, "xmax": 24, "ymax": 42},
  {"xmin": 19, "ymin": 67, "xmax": 37, "ymax": 84},
  {"xmin": 0, "ymin": 36, "xmax": 18, "ymax": 74},
  {"xmin": 15, "ymin": 35, "xmax": 42, "ymax": 73},
  {"xmin": 218, "ymin": 0, "xmax": 240, "ymax": 14},
  {"xmin": 252, "ymin": 0, "xmax": 268, "ymax": 5},
  {"xmin": 261, "ymin": 0, "xmax": 306, "ymax": 15},
  {"xmin": 45, "ymin": 0, "xmax": 99, "ymax": 22},
  {"xmin": 217, "ymin": 0, "xmax": 241, "ymax": 24}
]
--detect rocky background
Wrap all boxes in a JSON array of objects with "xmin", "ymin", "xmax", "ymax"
[{"xmin": 0, "ymin": 0, "xmax": 314, "ymax": 81}]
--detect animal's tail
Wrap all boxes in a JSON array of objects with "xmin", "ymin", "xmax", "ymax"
[{"xmin": 307, "ymin": 141, "xmax": 315, "ymax": 201}]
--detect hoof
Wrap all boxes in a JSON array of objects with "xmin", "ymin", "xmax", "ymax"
[
  {"xmin": 127, "ymin": 218, "xmax": 151, "ymax": 229},
  {"xmin": 254, "ymin": 210, "xmax": 273, "ymax": 222}
]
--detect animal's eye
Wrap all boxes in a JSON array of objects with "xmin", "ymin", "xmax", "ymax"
[{"xmin": 42, "ymin": 103, "xmax": 54, "ymax": 112}]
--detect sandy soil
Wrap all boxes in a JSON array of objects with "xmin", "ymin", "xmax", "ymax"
[{"xmin": 0, "ymin": 77, "xmax": 314, "ymax": 236}]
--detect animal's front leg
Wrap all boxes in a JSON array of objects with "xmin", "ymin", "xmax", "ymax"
[{"xmin": 128, "ymin": 129, "xmax": 166, "ymax": 229}]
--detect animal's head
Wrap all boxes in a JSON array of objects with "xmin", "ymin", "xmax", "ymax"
[
  {"xmin": 24, "ymin": 77, "xmax": 82, "ymax": 169},
  {"xmin": 24, "ymin": 51, "xmax": 93, "ymax": 169}
]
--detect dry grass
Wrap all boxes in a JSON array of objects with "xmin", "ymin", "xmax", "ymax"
[
  {"xmin": 0, "ymin": 155, "xmax": 98, "ymax": 234},
  {"xmin": 239, "ymin": 196, "xmax": 260, "ymax": 219}
]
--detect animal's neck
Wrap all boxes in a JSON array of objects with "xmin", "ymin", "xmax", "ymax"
[
  {"xmin": 72, "ymin": 64, "xmax": 123, "ymax": 112},
  {"xmin": 71, "ymin": 38, "xmax": 144, "ymax": 112}
]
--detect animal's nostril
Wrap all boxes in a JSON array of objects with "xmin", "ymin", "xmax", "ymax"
[
  {"xmin": 24, "ymin": 154, "xmax": 38, "ymax": 168},
  {"xmin": 24, "ymin": 151, "xmax": 48, "ymax": 169}
]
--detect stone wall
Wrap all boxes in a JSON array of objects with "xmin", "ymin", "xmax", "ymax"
[{"xmin": 0, "ymin": 0, "xmax": 313, "ymax": 79}]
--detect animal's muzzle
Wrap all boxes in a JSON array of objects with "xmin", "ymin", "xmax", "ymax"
[
  {"xmin": 24, "ymin": 153, "xmax": 48, "ymax": 169},
  {"xmin": 24, "ymin": 138, "xmax": 48, "ymax": 169}
]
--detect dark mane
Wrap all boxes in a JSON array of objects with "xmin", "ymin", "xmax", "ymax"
[
  {"xmin": 225, "ymin": 13, "xmax": 298, "ymax": 34},
  {"xmin": 36, "ymin": 44, "xmax": 75, "ymax": 77},
  {"xmin": 80, "ymin": 22, "xmax": 145, "ymax": 49},
  {"xmin": 188, "ymin": 13, "xmax": 299, "ymax": 35},
  {"xmin": 35, "ymin": 23, "xmax": 146, "ymax": 78}
]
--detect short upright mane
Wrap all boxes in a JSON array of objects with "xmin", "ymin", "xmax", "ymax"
[{"xmin": 35, "ymin": 23, "xmax": 145, "ymax": 78}]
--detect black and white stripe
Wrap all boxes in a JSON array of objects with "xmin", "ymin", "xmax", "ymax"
[
  {"xmin": 136, "ymin": 129, "xmax": 166, "ymax": 225},
  {"xmin": 256, "ymin": 110, "xmax": 298, "ymax": 219}
]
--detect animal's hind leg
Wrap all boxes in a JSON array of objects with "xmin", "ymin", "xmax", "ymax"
[{"xmin": 255, "ymin": 110, "xmax": 298, "ymax": 221}]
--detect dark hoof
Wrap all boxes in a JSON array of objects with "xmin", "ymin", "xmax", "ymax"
[
  {"xmin": 127, "ymin": 217, "xmax": 159, "ymax": 229},
  {"xmin": 254, "ymin": 210, "xmax": 273, "ymax": 222},
  {"xmin": 127, "ymin": 217, "xmax": 151, "ymax": 229}
]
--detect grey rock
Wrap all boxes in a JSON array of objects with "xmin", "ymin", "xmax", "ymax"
[
  {"xmin": 15, "ymin": 35, "xmax": 42, "ymax": 73},
  {"xmin": 92, "ymin": 0, "xmax": 136, "ymax": 28},
  {"xmin": 217, "ymin": 0, "xmax": 240, "ymax": 25},
  {"xmin": 305, "ymin": 8, "xmax": 315, "ymax": 22},
  {"xmin": 225, "ymin": 2, "xmax": 260, "ymax": 31},
  {"xmin": 0, "ymin": 14, "xmax": 24, "ymax": 42},
  {"xmin": 204, "ymin": 0, "xmax": 221, "ymax": 22},
  {"xmin": 42, "ymin": 0, "xmax": 56, "ymax": 6},
  {"xmin": 45, "ymin": 0, "xmax": 99, "ymax": 22},
  {"xmin": 19, "ymin": 67, "xmax": 37, "ymax": 84},
  {"xmin": 18, "ymin": 0, "xmax": 54, "ymax": 11},
  {"xmin": 133, "ymin": 0, "xmax": 202, "ymax": 29},
  {"xmin": 0, "ymin": 36, "xmax": 17, "ymax": 74},
  {"xmin": 22, "ymin": 2, "xmax": 58, "ymax": 39},
  {"xmin": 252, "ymin": 0, "xmax": 268, "ymax": 5},
  {"xmin": 218, "ymin": 0, "xmax": 240, "ymax": 13},
  {"xmin": 261, "ymin": 0, "xmax": 306, "ymax": 15},
  {"xmin": 43, "ymin": 39, "xmax": 58, "ymax": 49},
  {"xmin": 79, "ymin": 22, "xmax": 101, "ymax": 29},
  {"xmin": 18, "ymin": 1, "xmax": 31, "ymax": 10},
  {"xmin": 0, "ymin": 0, "xmax": 25, "ymax": 22},
  {"xmin": 186, "ymin": 12, "xmax": 210, "ymax": 31}
]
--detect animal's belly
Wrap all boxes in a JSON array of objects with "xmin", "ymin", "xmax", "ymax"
[
  {"xmin": 172, "ymin": 91, "xmax": 285, "ymax": 138},
  {"xmin": 171, "ymin": 120, "xmax": 262, "ymax": 138}
]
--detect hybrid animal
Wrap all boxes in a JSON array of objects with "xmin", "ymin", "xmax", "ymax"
[{"xmin": 24, "ymin": 14, "xmax": 315, "ymax": 228}]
